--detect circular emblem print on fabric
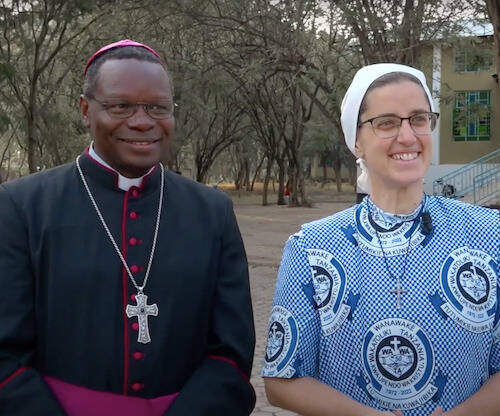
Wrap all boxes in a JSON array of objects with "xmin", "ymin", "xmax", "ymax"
[
  {"xmin": 361, "ymin": 318, "xmax": 436, "ymax": 410},
  {"xmin": 311, "ymin": 265, "xmax": 333, "ymax": 308},
  {"xmin": 306, "ymin": 249, "xmax": 351, "ymax": 336},
  {"xmin": 354, "ymin": 205, "xmax": 425, "ymax": 257},
  {"xmin": 440, "ymin": 247, "xmax": 497, "ymax": 333},
  {"xmin": 262, "ymin": 306, "xmax": 299, "ymax": 378}
]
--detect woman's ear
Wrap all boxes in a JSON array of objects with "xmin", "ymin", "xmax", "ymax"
[{"xmin": 354, "ymin": 139, "xmax": 364, "ymax": 159}]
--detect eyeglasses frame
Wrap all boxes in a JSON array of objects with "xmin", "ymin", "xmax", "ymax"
[
  {"xmin": 357, "ymin": 112, "xmax": 440, "ymax": 139},
  {"xmin": 87, "ymin": 96, "xmax": 174, "ymax": 120}
]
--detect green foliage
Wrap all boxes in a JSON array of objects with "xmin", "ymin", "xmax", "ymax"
[
  {"xmin": 0, "ymin": 112, "xmax": 10, "ymax": 134},
  {"xmin": 0, "ymin": 63, "xmax": 16, "ymax": 81}
]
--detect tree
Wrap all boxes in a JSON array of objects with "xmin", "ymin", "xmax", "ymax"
[
  {"xmin": 332, "ymin": 0, "xmax": 476, "ymax": 66},
  {"xmin": 0, "ymin": 0, "xmax": 108, "ymax": 173}
]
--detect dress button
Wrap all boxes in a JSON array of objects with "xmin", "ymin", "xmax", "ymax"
[
  {"xmin": 129, "ymin": 237, "xmax": 137, "ymax": 246},
  {"xmin": 131, "ymin": 189, "xmax": 139, "ymax": 198},
  {"xmin": 130, "ymin": 265, "xmax": 139, "ymax": 273},
  {"xmin": 131, "ymin": 382, "xmax": 144, "ymax": 391},
  {"xmin": 129, "ymin": 211, "xmax": 138, "ymax": 219},
  {"xmin": 132, "ymin": 352, "xmax": 145, "ymax": 360},
  {"xmin": 130, "ymin": 294, "xmax": 136, "ymax": 301},
  {"xmin": 132, "ymin": 322, "xmax": 139, "ymax": 331}
]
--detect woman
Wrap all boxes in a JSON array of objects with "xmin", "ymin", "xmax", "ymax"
[{"xmin": 261, "ymin": 63, "xmax": 499, "ymax": 416}]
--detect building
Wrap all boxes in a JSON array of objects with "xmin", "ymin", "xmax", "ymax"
[{"xmin": 423, "ymin": 23, "xmax": 499, "ymax": 196}]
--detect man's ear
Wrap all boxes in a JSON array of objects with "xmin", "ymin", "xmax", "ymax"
[{"xmin": 80, "ymin": 95, "xmax": 90, "ymax": 128}]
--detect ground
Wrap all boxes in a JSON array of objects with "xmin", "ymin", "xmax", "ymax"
[{"xmin": 229, "ymin": 186, "xmax": 356, "ymax": 415}]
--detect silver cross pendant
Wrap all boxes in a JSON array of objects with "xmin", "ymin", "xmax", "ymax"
[
  {"xmin": 126, "ymin": 293, "xmax": 159, "ymax": 344},
  {"xmin": 391, "ymin": 281, "xmax": 407, "ymax": 310}
]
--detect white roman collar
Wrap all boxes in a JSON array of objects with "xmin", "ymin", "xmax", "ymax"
[{"xmin": 88, "ymin": 143, "xmax": 154, "ymax": 191}]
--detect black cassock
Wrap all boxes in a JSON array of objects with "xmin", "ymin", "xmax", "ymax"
[{"xmin": 0, "ymin": 151, "xmax": 255, "ymax": 415}]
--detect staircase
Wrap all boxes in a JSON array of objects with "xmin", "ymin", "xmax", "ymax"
[{"xmin": 432, "ymin": 149, "xmax": 500, "ymax": 206}]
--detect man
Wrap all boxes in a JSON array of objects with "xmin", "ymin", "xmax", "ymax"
[{"xmin": 0, "ymin": 40, "xmax": 255, "ymax": 415}]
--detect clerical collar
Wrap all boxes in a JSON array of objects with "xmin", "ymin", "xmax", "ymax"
[{"xmin": 88, "ymin": 143, "xmax": 154, "ymax": 191}]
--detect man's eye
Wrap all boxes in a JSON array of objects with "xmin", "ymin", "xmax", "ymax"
[
  {"xmin": 148, "ymin": 104, "xmax": 171, "ymax": 112},
  {"xmin": 148, "ymin": 104, "xmax": 173, "ymax": 116},
  {"xmin": 106, "ymin": 103, "xmax": 132, "ymax": 111},
  {"xmin": 150, "ymin": 104, "xmax": 167, "ymax": 111}
]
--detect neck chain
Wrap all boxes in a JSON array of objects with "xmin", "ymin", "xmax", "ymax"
[
  {"xmin": 367, "ymin": 198, "xmax": 424, "ymax": 309},
  {"xmin": 76, "ymin": 156, "xmax": 164, "ymax": 343}
]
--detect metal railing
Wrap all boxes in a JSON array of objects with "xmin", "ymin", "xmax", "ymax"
[
  {"xmin": 432, "ymin": 148, "xmax": 500, "ymax": 204},
  {"xmin": 473, "ymin": 166, "xmax": 500, "ymax": 204}
]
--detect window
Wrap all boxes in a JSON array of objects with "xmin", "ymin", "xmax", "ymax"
[
  {"xmin": 453, "ymin": 91, "xmax": 491, "ymax": 142},
  {"xmin": 454, "ymin": 49, "xmax": 493, "ymax": 72}
]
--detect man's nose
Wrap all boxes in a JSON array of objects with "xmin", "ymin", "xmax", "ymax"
[{"xmin": 127, "ymin": 105, "xmax": 155, "ymax": 130}]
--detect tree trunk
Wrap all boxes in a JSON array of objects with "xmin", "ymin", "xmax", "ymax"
[
  {"xmin": 262, "ymin": 156, "xmax": 273, "ymax": 206},
  {"xmin": 333, "ymin": 165, "xmax": 342, "ymax": 192},
  {"xmin": 196, "ymin": 163, "xmax": 209, "ymax": 183},
  {"xmin": 322, "ymin": 161, "xmax": 327, "ymax": 188},
  {"xmin": 234, "ymin": 165, "xmax": 244, "ymax": 190},
  {"xmin": 277, "ymin": 159, "xmax": 286, "ymax": 205},
  {"xmin": 251, "ymin": 155, "xmax": 265, "ymax": 192},
  {"xmin": 288, "ymin": 164, "xmax": 299, "ymax": 207},
  {"xmin": 298, "ymin": 170, "xmax": 309, "ymax": 207},
  {"xmin": 333, "ymin": 154, "xmax": 342, "ymax": 192},
  {"xmin": 27, "ymin": 116, "xmax": 37, "ymax": 173},
  {"xmin": 244, "ymin": 158, "xmax": 251, "ymax": 191}
]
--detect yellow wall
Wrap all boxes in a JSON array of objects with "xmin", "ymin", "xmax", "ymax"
[{"xmin": 438, "ymin": 39, "xmax": 499, "ymax": 164}]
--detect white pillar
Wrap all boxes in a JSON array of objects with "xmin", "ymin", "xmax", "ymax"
[{"xmin": 431, "ymin": 44, "xmax": 441, "ymax": 166}]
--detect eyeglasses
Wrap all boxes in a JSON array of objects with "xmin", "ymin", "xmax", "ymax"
[
  {"xmin": 358, "ymin": 112, "xmax": 439, "ymax": 139},
  {"xmin": 89, "ymin": 97, "xmax": 174, "ymax": 120}
]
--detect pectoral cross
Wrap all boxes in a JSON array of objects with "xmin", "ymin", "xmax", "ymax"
[
  {"xmin": 126, "ymin": 293, "xmax": 158, "ymax": 344},
  {"xmin": 391, "ymin": 280, "xmax": 406, "ymax": 310}
]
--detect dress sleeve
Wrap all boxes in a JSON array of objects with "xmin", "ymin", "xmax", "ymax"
[
  {"xmin": 165, "ymin": 199, "xmax": 255, "ymax": 416},
  {"xmin": 490, "ymin": 255, "xmax": 500, "ymax": 376},
  {"xmin": 261, "ymin": 230, "xmax": 320, "ymax": 379},
  {"xmin": 0, "ymin": 185, "xmax": 65, "ymax": 415}
]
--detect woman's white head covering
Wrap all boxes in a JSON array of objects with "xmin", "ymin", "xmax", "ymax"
[{"xmin": 340, "ymin": 63, "xmax": 434, "ymax": 194}]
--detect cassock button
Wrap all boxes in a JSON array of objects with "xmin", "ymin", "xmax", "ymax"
[
  {"xmin": 130, "ymin": 294, "xmax": 136, "ymax": 301},
  {"xmin": 131, "ymin": 382, "xmax": 144, "ymax": 391},
  {"xmin": 131, "ymin": 189, "xmax": 140, "ymax": 198},
  {"xmin": 132, "ymin": 352, "xmax": 145, "ymax": 360},
  {"xmin": 129, "ymin": 237, "xmax": 137, "ymax": 246},
  {"xmin": 130, "ymin": 265, "xmax": 139, "ymax": 273},
  {"xmin": 131, "ymin": 322, "xmax": 139, "ymax": 331},
  {"xmin": 129, "ymin": 211, "xmax": 138, "ymax": 220}
]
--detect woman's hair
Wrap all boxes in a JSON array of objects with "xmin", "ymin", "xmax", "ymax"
[
  {"xmin": 357, "ymin": 72, "xmax": 430, "ymax": 121},
  {"xmin": 83, "ymin": 46, "xmax": 171, "ymax": 98}
]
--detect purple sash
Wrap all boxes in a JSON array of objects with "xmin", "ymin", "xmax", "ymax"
[{"xmin": 44, "ymin": 376, "xmax": 178, "ymax": 416}]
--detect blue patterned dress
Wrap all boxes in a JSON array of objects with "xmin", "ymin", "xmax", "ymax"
[{"xmin": 262, "ymin": 196, "xmax": 500, "ymax": 415}]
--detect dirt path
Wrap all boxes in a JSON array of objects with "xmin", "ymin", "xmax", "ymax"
[{"xmin": 233, "ymin": 200, "xmax": 354, "ymax": 415}]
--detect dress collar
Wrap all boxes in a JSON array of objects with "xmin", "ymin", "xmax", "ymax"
[{"xmin": 364, "ymin": 195, "xmax": 426, "ymax": 228}]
